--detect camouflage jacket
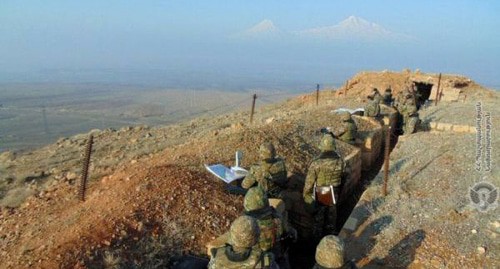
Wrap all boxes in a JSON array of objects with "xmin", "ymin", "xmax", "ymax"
[
  {"xmin": 245, "ymin": 206, "xmax": 284, "ymax": 252},
  {"xmin": 208, "ymin": 245, "xmax": 279, "ymax": 269},
  {"xmin": 364, "ymin": 101, "xmax": 380, "ymax": 117},
  {"xmin": 303, "ymin": 152, "xmax": 344, "ymax": 204},
  {"xmin": 336, "ymin": 121, "xmax": 357, "ymax": 142},
  {"xmin": 383, "ymin": 93, "xmax": 393, "ymax": 106},
  {"xmin": 403, "ymin": 103, "xmax": 417, "ymax": 117},
  {"xmin": 242, "ymin": 158, "xmax": 287, "ymax": 198}
]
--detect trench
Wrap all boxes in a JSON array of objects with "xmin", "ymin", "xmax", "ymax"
[
  {"xmin": 288, "ymin": 118, "xmax": 400, "ymax": 269},
  {"xmin": 175, "ymin": 112, "xmax": 403, "ymax": 269}
]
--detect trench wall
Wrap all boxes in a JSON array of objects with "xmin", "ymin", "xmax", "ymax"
[{"xmin": 352, "ymin": 116, "xmax": 383, "ymax": 172}]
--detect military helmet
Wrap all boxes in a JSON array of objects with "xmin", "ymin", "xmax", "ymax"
[
  {"xmin": 315, "ymin": 235, "xmax": 345, "ymax": 268},
  {"xmin": 244, "ymin": 186, "xmax": 269, "ymax": 212},
  {"xmin": 340, "ymin": 112, "xmax": 351, "ymax": 122},
  {"xmin": 259, "ymin": 142, "xmax": 276, "ymax": 160},
  {"xmin": 229, "ymin": 215, "xmax": 260, "ymax": 248},
  {"xmin": 319, "ymin": 134, "xmax": 336, "ymax": 152}
]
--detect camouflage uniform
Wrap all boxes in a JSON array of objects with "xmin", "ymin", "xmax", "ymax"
[
  {"xmin": 383, "ymin": 88, "xmax": 393, "ymax": 106},
  {"xmin": 334, "ymin": 112, "xmax": 357, "ymax": 144},
  {"xmin": 244, "ymin": 187, "xmax": 295, "ymax": 269},
  {"xmin": 364, "ymin": 96, "xmax": 381, "ymax": 117},
  {"xmin": 369, "ymin": 88, "xmax": 381, "ymax": 100},
  {"xmin": 208, "ymin": 216, "xmax": 279, "ymax": 269},
  {"xmin": 303, "ymin": 135, "xmax": 344, "ymax": 240},
  {"xmin": 242, "ymin": 142, "xmax": 288, "ymax": 199},
  {"xmin": 313, "ymin": 235, "xmax": 358, "ymax": 269},
  {"xmin": 402, "ymin": 98, "xmax": 418, "ymax": 134}
]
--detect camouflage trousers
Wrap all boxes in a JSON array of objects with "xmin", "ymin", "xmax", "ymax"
[{"xmin": 311, "ymin": 204, "xmax": 337, "ymax": 241}]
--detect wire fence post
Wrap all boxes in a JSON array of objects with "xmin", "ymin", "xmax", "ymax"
[
  {"xmin": 382, "ymin": 125, "xmax": 391, "ymax": 197},
  {"xmin": 316, "ymin": 84, "xmax": 320, "ymax": 105},
  {"xmin": 434, "ymin": 73, "xmax": 442, "ymax": 106},
  {"xmin": 250, "ymin": 93, "xmax": 257, "ymax": 123},
  {"xmin": 344, "ymin": 80, "xmax": 349, "ymax": 97},
  {"xmin": 79, "ymin": 134, "xmax": 93, "ymax": 201}
]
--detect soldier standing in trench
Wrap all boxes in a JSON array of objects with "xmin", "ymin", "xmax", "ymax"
[
  {"xmin": 208, "ymin": 215, "xmax": 279, "ymax": 269},
  {"xmin": 243, "ymin": 186, "xmax": 296, "ymax": 269},
  {"xmin": 303, "ymin": 134, "xmax": 345, "ymax": 241},
  {"xmin": 333, "ymin": 112, "xmax": 357, "ymax": 145},
  {"xmin": 242, "ymin": 142, "xmax": 288, "ymax": 199},
  {"xmin": 383, "ymin": 88, "xmax": 394, "ymax": 106},
  {"xmin": 313, "ymin": 235, "xmax": 358, "ymax": 269}
]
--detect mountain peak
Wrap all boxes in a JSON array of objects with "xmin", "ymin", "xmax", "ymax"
[
  {"xmin": 235, "ymin": 19, "xmax": 285, "ymax": 39},
  {"xmin": 246, "ymin": 19, "xmax": 279, "ymax": 34},
  {"xmin": 296, "ymin": 15, "xmax": 406, "ymax": 41}
]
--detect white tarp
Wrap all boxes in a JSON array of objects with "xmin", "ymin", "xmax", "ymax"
[
  {"xmin": 204, "ymin": 164, "xmax": 248, "ymax": 184},
  {"xmin": 332, "ymin": 108, "xmax": 365, "ymax": 115}
]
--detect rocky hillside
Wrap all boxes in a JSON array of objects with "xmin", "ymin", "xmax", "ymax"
[{"xmin": 0, "ymin": 70, "xmax": 498, "ymax": 268}]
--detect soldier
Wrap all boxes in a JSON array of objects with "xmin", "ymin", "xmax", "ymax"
[
  {"xmin": 244, "ymin": 186, "xmax": 296, "ymax": 269},
  {"xmin": 383, "ymin": 88, "xmax": 394, "ymax": 106},
  {"xmin": 242, "ymin": 142, "xmax": 288, "ymax": 199},
  {"xmin": 333, "ymin": 112, "xmax": 357, "ymax": 144},
  {"xmin": 402, "ymin": 98, "xmax": 419, "ymax": 134},
  {"xmin": 303, "ymin": 134, "xmax": 345, "ymax": 241},
  {"xmin": 313, "ymin": 235, "xmax": 357, "ymax": 269},
  {"xmin": 364, "ymin": 94, "xmax": 381, "ymax": 117},
  {"xmin": 369, "ymin": 88, "xmax": 382, "ymax": 101},
  {"xmin": 208, "ymin": 215, "xmax": 279, "ymax": 269}
]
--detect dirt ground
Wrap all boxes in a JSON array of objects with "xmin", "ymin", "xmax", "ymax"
[{"xmin": 0, "ymin": 71, "xmax": 498, "ymax": 268}]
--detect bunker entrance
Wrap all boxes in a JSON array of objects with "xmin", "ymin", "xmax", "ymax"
[{"xmin": 414, "ymin": 82, "xmax": 433, "ymax": 109}]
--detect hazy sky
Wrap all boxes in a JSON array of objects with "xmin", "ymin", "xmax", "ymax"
[{"xmin": 1, "ymin": 0, "xmax": 499, "ymax": 87}]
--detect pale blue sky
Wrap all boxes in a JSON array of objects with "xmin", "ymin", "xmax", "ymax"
[{"xmin": 1, "ymin": 0, "xmax": 499, "ymax": 87}]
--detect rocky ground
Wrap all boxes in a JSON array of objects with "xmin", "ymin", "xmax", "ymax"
[
  {"xmin": 0, "ymin": 71, "xmax": 498, "ymax": 268},
  {"xmin": 345, "ymin": 98, "xmax": 500, "ymax": 268}
]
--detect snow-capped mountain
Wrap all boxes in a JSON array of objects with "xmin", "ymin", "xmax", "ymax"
[
  {"xmin": 235, "ymin": 19, "xmax": 287, "ymax": 39},
  {"xmin": 295, "ymin": 16, "xmax": 412, "ymax": 41}
]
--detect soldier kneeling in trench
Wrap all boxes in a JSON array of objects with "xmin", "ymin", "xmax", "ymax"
[
  {"xmin": 303, "ymin": 134, "xmax": 345, "ymax": 241},
  {"xmin": 243, "ymin": 186, "xmax": 297, "ymax": 269},
  {"xmin": 313, "ymin": 235, "xmax": 358, "ymax": 269},
  {"xmin": 208, "ymin": 215, "xmax": 279, "ymax": 269},
  {"xmin": 242, "ymin": 142, "xmax": 288, "ymax": 199}
]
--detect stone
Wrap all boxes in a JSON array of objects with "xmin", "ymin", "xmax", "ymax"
[
  {"xmin": 382, "ymin": 117, "xmax": 390, "ymax": 125},
  {"xmin": 66, "ymin": 172, "xmax": 78, "ymax": 181},
  {"xmin": 429, "ymin": 122, "xmax": 438, "ymax": 129},
  {"xmin": 436, "ymin": 123, "xmax": 453, "ymax": 131},
  {"xmin": 452, "ymin": 125, "xmax": 470, "ymax": 133},
  {"xmin": 477, "ymin": 246, "xmax": 486, "ymax": 254}
]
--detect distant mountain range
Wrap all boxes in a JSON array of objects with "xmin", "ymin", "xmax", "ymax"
[{"xmin": 238, "ymin": 16, "xmax": 415, "ymax": 42}]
